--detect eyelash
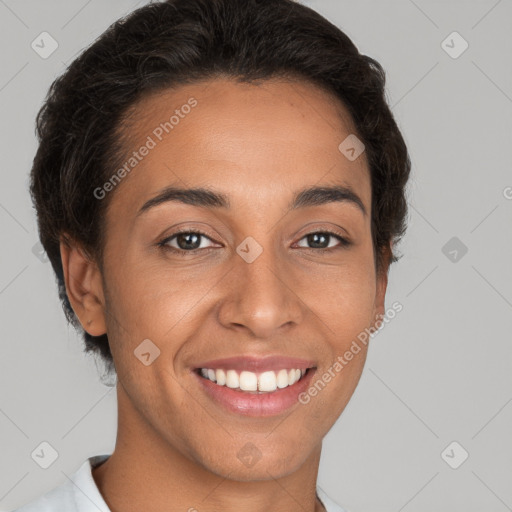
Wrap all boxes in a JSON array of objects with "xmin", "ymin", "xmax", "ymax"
[{"xmin": 157, "ymin": 228, "xmax": 351, "ymax": 256}]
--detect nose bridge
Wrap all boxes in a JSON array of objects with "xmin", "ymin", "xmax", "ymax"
[{"xmin": 218, "ymin": 238, "xmax": 304, "ymax": 336}]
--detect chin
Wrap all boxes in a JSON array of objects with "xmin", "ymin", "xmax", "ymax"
[{"xmin": 193, "ymin": 438, "xmax": 315, "ymax": 482}]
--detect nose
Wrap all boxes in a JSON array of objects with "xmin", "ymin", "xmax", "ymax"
[{"xmin": 217, "ymin": 247, "xmax": 306, "ymax": 339}]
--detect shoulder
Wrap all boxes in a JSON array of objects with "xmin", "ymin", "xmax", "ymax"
[
  {"xmin": 317, "ymin": 486, "xmax": 351, "ymax": 512},
  {"xmin": 11, "ymin": 478, "xmax": 78, "ymax": 512},
  {"xmin": 10, "ymin": 455, "xmax": 111, "ymax": 512}
]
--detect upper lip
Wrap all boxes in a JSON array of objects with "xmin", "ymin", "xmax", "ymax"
[{"xmin": 193, "ymin": 355, "xmax": 316, "ymax": 373}]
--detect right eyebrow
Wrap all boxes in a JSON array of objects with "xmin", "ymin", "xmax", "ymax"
[{"xmin": 136, "ymin": 186, "xmax": 230, "ymax": 218}]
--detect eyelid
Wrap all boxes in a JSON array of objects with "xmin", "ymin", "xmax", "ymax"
[
  {"xmin": 158, "ymin": 227, "xmax": 219, "ymax": 249},
  {"xmin": 292, "ymin": 229, "xmax": 351, "ymax": 250}
]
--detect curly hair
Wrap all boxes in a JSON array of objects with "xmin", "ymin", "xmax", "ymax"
[{"xmin": 30, "ymin": 0, "xmax": 411, "ymax": 373}]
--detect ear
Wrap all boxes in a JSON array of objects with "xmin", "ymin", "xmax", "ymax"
[
  {"xmin": 59, "ymin": 234, "xmax": 107, "ymax": 337},
  {"xmin": 372, "ymin": 242, "xmax": 391, "ymax": 328}
]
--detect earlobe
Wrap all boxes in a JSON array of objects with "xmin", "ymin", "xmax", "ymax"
[{"xmin": 59, "ymin": 234, "xmax": 107, "ymax": 337}]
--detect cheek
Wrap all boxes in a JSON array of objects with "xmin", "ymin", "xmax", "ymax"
[
  {"xmin": 306, "ymin": 256, "xmax": 376, "ymax": 409},
  {"xmin": 104, "ymin": 251, "xmax": 197, "ymax": 326},
  {"xmin": 309, "ymin": 258, "xmax": 377, "ymax": 341},
  {"xmin": 100, "ymin": 256, "xmax": 218, "ymax": 382}
]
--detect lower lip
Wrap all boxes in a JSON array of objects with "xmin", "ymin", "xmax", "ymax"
[{"xmin": 193, "ymin": 369, "xmax": 316, "ymax": 417}]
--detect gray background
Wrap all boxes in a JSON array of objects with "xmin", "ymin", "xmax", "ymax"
[{"xmin": 1, "ymin": 0, "xmax": 511, "ymax": 511}]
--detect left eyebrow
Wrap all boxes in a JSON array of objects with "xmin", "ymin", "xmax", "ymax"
[
  {"xmin": 136, "ymin": 184, "xmax": 367, "ymax": 217},
  {"xmin": 290, "ymin": 185, "xmax": 367, "ymax": 216}
]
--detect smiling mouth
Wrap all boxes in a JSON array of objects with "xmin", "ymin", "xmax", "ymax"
[{"xmin": 194, "ymin": 367, "xmax": 314, "ymax": 394}]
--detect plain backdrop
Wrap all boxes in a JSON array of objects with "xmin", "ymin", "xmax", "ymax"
[{"xmin": 0, "ymin": 1, "xmax": 511, "ymax": 511}]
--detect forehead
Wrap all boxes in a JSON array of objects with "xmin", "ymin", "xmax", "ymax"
[{"xmin": 108, "ymin": 77, "xmax": 370, "ymax": 213}]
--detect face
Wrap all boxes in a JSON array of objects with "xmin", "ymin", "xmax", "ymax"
[{"xmin": 63, "ymin": 77, "xmax": 388, "ymax": 481}]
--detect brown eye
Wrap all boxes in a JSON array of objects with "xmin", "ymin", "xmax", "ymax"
[
  {"xmin": 296, "ymin": 231, "xmax": 351, "ymax": 250},
  {"xmin": 158, "ymin": 230, "xmax": 217, "ymax": 254}
]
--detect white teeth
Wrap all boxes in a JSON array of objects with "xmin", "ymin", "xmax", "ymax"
[
  {"xmin": 199, "ymin": 367, "xmax": 308, "ymax": 393},
  {"xmin": 215, "ymin": 369, "xmax": 226, "ymax": 386},
  {"xmin": 258, "ymin": 371, "xmax": 277, "ymax": 392},
  {"xmin": 276, "ymin": 369, "xmax": 289, "ymax": 388},
  {"xmin": 239, "ymin": 371, "xmax": 258, "ymax": 391},
  {"xmin": 225, "ymin": 369, "xmax": 239, "ymax": 389}
]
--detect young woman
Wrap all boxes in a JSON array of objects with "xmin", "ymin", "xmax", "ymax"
[{"xmin": 16, "ymin": 0, "xmax": 410, "ymax": 510}]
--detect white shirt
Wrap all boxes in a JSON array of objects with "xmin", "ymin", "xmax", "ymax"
[{"xmin": 11, "ymin": 454, "xmax": 349, "ymax": 512}]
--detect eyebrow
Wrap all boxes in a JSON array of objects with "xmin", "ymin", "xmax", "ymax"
[{"xmin": 136, "ymin": 184, "xmax": 367, "ymax": 217}]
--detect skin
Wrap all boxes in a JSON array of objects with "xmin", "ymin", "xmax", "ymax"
[{"xmin": 60, "ymin": 77, "xmax": 389, "ymax": 512}]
